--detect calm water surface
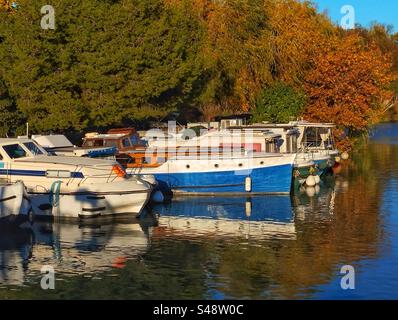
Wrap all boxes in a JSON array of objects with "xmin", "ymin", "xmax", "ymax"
[{"xmin": 1, "ymin": 123, "xmax": 398, "ymax": 299}]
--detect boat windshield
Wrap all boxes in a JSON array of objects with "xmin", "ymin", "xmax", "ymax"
[
  {"xmin": 3, "ymin": 144, "xmax": 27, "ymax": 159},
  {"xmin": 104, "ymin": 140, "xmax": 118, "ymax": 148},
  {"xmin": 24, "ymin": 142, "xmax": 45, "ymax": 155}
]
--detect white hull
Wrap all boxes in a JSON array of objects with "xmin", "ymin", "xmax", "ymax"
[
  {"xmin": 28, "ymin": 180, "xmax": 151, "ymax": 219},
  {"xmin": 0, "ymin": 182, "xmax": 31, "ymax": 221}
]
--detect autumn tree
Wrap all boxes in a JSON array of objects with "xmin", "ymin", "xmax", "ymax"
[
  {"xmin": 266, "ymin": 0, "xmax": 336, "ymax": 85},
  {"xmin": 303, "ymin": 33, "xmax": 396, "ymax": 150}
]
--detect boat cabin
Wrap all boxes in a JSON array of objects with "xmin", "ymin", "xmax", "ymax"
[
  {"xmin": 82, "ymin": 128, "xmax": 146, "ymax": 151},
  {"xmin": 287, "ymin": 121, "xmax": 337, "ymax": 152},
  {"xmin": 0, "ymin": 138, "xmax": 47, "ymax": 161},
  {"xmin": 33, "ymin": 134, "xmax": 117, "ymax": 159},
  {"xmin": 228, "ymin": 124, "xmax": 298, "ymax": 154}
]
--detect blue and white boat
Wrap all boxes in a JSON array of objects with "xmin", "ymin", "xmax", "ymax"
[
  {"xmin": 129, "ymin": 152, "xmax": 296, "ymax": 195},
  {"xmin": 0, "ymin": 138, "xmax": 152, "ymax": 219}
]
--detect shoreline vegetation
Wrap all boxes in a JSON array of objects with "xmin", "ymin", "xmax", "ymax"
[{"xmin": 1, "ymin": 0, "xmax": 398, "ymax": 150}]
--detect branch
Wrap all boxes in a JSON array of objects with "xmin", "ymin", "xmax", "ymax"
[{"xmin": 381, "ymin": 96, "xmax": 398, "ymax": 114}]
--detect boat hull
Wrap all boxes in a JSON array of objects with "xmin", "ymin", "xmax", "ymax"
[
  {"xmin": 0, "ymin": 182, "xmax": 31, "ymax": 223},
  {"xmin": 28, "ymin": 180, "xmax": 151, "ymax": 219},
  {"xmin": 29, "ymin": 192, "xmax": 149, "ymax": 219},
  {"xmin": 134, "ymin": 154, "xmax": 295, "ymax": 195}
]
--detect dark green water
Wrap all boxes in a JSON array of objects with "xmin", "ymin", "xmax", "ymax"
[{"xmin": 1, "ymin": 123, "xmax": 398, "ymax": 299}]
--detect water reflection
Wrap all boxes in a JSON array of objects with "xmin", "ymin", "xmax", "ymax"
[
  {"xmin": 152, "ymin": 196, "xmax": 296, "ymax": 240},
  {"xmin": 0, "ymin": 218, "xmax": 156, "ymax": 287}
]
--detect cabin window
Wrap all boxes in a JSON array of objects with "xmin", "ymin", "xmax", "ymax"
[
  {"xmin": 24, "ymin": 142, "xmax": 44, "ymax": 155},
  {"xmin": 130, "ymin": 135, "xmax": 139, "ymax": 146},
  {"xmin": 291, "ymin": 135, "xmax": 298, "ymax": 153},
  {"xmin": 286, "ymin": 137, "xmax": 292, "ymax": 153},
  {"xmin": 3, "ymin": 144, "xmax": 27, "ymax": 159},
  {"xmin": 122, "ymin": 138, "xmax": 131, "ymax": 148},
  {"xmin": 82, "ymin": 139, "xmax": 93, "ymax": 147},
  {"xmin": 104, "ymin": 140, "xmax": 117, "ymax": 148},
  {"xmin": 265, "ymin": 141, "xmax": 276, "ymax": 153},
  {"xmin": 304, "ymin": 128, "xmax": 322, "ymax": 148},
  {"xmin": 83, "ymin": 139, "xmax": 103, "ymax": 147}
]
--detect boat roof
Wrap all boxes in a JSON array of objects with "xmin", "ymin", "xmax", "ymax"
[
  {"xmin": 245, "ymin": 123, "xmax": 297, "ymax": 129},
  {"xmin": 230, "ymin": 122, "xmax": 335, "ymax": 129},
  {"xmin": 32, "ymin": 135, "xmax": 74, "ymax": 148},
  {"xmin": 84, "ymin": 133, "xmax": 128, "ymax": 139},
  {"xmin": 107, "ymin": 128, "xmax": 136, "ymax": 135},
  {"xmin": 14, "ymin": 155, "xmax": 115, "ymax": 166},
  {"xmin": 288, "ymin": 121, "xmax": 336, "ymax": 128},
  {"xmin": 0, "ymin": 137, "xmax": 36, "ymax": 145},
  {"xmin": 228, "ymin": 126, "xmax": 298, "ymax": 135}
]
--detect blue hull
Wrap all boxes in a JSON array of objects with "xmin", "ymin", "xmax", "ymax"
[{"xmin": 151, "ymin": 164, "xmax": 293, "ymax": 195}]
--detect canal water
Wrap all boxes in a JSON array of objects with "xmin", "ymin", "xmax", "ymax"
[{"xmin": 1, "ymin": 123, "xmax": 398, "ymax": 299}]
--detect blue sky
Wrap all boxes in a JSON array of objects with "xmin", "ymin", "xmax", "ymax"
[{"xmin": 312, "ymin": 0, "xmax": 398, "ymax": 30}]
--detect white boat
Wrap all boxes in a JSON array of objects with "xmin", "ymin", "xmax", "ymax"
[
  {"xmin": 0, "ymin": 181, "xmax": 31, "ymax": 223},
  {"xmin": 227, "ymin": 121, "xmax": 339, "ymax": 175},
  {"xmin": 32, "ymin": 134, "xmax": 117, "ymax": 159},
  {"xmin": 288, "ymin": 121, "xmax": 340, "ymax": 173},
  {"xmin": 0, "ymin": 138, "xmax": 152, "ymax": 219},
  {"xmin": 33, "ymin": 134, "xmax": 157, "ymax": 187}
]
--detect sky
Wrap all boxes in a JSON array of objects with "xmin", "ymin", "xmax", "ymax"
[{"xmin": 312, "ymin": 0, "xmax": 398, "ymax": 30}]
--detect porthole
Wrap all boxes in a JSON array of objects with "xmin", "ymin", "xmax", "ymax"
[
  {"xmin": 214, "ymin": 164, "xmax": 219, "ymax": 168},
  {"xmin": 260, "ymin": 161, "xmax": 264, "ymax": 165},
  {"xmin": 186, "ymin": 165, "xmax": 190, "ymax": 169},
  {"xmin": 238, "ymin": 163, "xmax": 243, "ymax": 167}
]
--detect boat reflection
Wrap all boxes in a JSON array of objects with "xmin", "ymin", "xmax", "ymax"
[
  {"xmin": 0, "ymin": 217, "xmax": 157, "ymax": 286},
  {"xmin": 151, "ymin": 196, "xmax": 296, "ymax": 240},
  {"xmin": 292, "ymin": 176, "xmax": 339, "ymax": 220}
]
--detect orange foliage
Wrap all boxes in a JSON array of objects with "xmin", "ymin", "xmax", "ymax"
[
  {"xmin": 267, "ymin": 0, "xmax": 336, "ymax": 85},
  {"xmin": 303, "ymin": 33, "xmax": 396, "ymax": 149},
  {"xmin": 167, "ymin": 0, "xmax": 273, "ymax": 111},
  {"xmin": 166, "ymin": 0, "xmax": 397, "ymax": 143}
]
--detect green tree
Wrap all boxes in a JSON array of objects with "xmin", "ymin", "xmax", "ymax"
[
  {"xmin": 252, "ymin": 83, "xmax": 306, "ymax": 123},
  {"xmin": 0, "ymin": 78, "xmax": 25, "ymax": 136},
  {"xmin": 0, "ymin": 0, "xmax": 206, "ymax": 133}
]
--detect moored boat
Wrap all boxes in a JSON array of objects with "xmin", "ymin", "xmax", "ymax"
[
  {"xmin": 0, "ymin": 138, "xmax": 152, "ymax": 219},
  {"xmin": 128, "ymin": 151, "xmax": 296, "ymax": 195},
  {"xmin": 83, "ymin": 128, "xmax": 296, "ymax": 195}
]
